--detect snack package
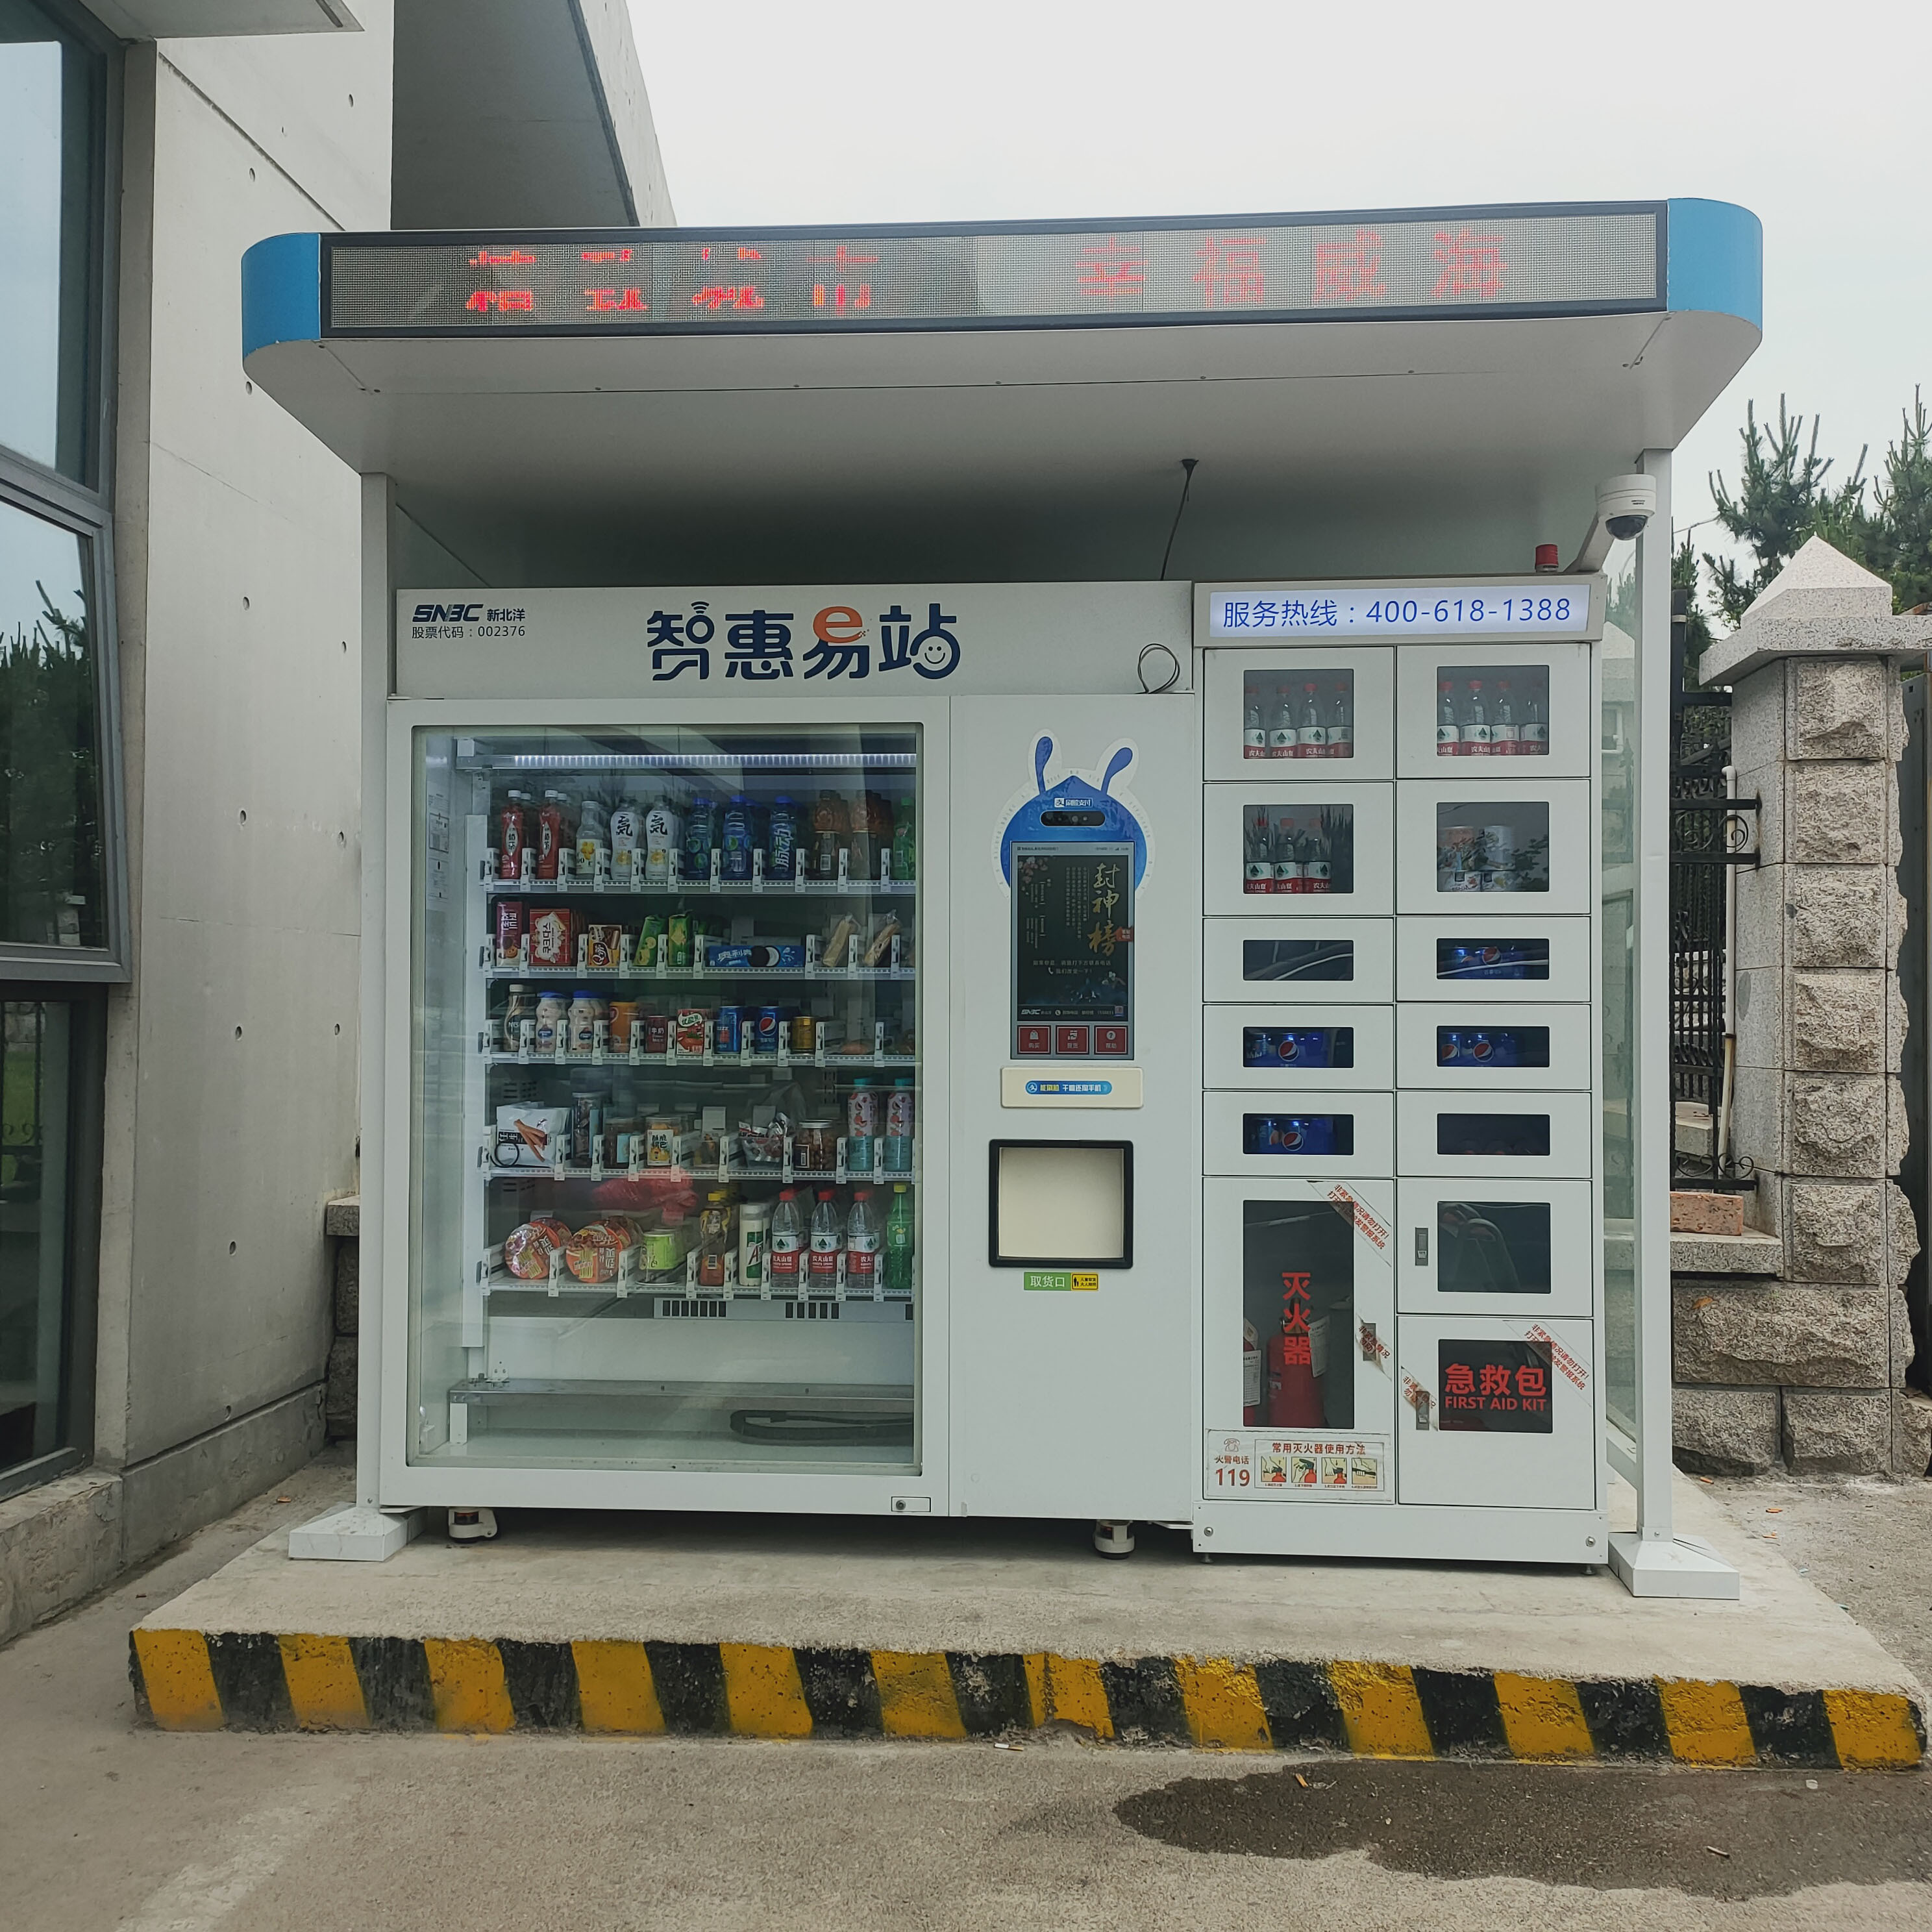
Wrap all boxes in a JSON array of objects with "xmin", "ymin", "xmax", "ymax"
[
  {"xmin": 493, "ymin": 1104, "xmax": 571, "ymax": 1168},
  {"xmin": 565, "ymin": 1219, "xmax": 634, "ymax": 1284},
  {"xmin": 821, "ymin": 914, "xmax": 858, "ymax": 969},
  {"xmin": 586, "ymin": 923, "xmax": 626, "ymax": 971},
  {"xmin": 502, "ymin": 1216, "xmax": 571, "ymax": 1280},
  {"xmin": 862, "ymin": 915, "xmax": 900, "ymax": 969},
  {"xmin": 528, "ymin": 907, "xmax": 576, "ymax": 969}
]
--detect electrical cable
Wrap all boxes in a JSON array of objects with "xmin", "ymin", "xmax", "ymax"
[{"xmin": 1158, "ymin": 456, "xmax": 1198, "ymax": 580}]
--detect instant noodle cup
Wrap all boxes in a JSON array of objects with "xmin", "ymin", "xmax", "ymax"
[
  {"xmin": 566, "ymin": 1220, "xmax": 634, "ymax": 1284},
  {"xmin": 502, "ymin": 1217, "xmax": 570, "ymax": 1280}
]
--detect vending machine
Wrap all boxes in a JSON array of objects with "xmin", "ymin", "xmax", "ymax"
[
  {"xmin": 381, "ymin": 584, "xmax": 1200, "ymax": 1529},
  {"xmin": 1194, "ymin": 578, "xmax": 1609, "ymax": 1565}
]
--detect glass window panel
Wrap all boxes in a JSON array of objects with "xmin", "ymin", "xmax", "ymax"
[
  {"xmin": 1435, "ymin": 800, "xmax": 1548, "ymax": 893},
  {"xmin": 1435, "ymin": 1111, "xmax": 1552, "ymax": 1158},
  {"xmin": 0, "ymin": 999, "xmax": 73, "ymax": 1478},
  {"xmin": 1242, "ymin": 802, "xmax": 1352, "ymax": 896},
  {"xmin": 0, "ymin": 499, "xmax": 105, "ymax": 948},
  {"xmin": 1433, "ymin": 663, "xmax": 1551, "ymax": 757},
  {"xmin": 1437, "ymin": 1199, "xmax": 1553, "ymax": 1294},
  {"xmin": 1244, "ymin": 937, "xmax": 1354, "ymax": 983},
  {"xmin": 1434, "ymin": 1025, "xmax": 1550, "ymax": 1069},
  {"xmin": 1435, "ymin": 936, "xmax": 1548, "ymax": 980},
  {"xmin": 1242, "ymin": 1198, "xmax": 1354, "ymax": 1431},
  {"xmin": 1243, "ymin": 669, "xmax": 1356, "ymax": 761},
  {"xmin": 0, "ymin": 3, "xmax": 105, "ymax": 482},
  {"xmin": 1242, "ymin": 1024, "xmax": 1353, "ymax": 1071},
  {"xmin": 1240, "ymin": 1112, "xmax": 1354, "ymax": 1158}
]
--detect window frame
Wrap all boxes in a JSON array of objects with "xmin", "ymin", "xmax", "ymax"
[
  {"xmin": 0, "ymin": 980, "xmax": 105, "ymax": 1501},
  {"xmin": 0, "ymin": 0, "xmax": 126, "ymax": 984}
]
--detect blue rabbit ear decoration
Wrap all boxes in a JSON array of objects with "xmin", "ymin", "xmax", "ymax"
[{"xmin": 997, "ymin": 734, "xmax": 1151, "ymax": 886}]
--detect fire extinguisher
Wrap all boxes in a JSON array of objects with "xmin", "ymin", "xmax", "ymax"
[
  {"xmin": 1266, "ymin": 1270, "xmax": 1326, "ymax": 1428},
  {"xmin": 1243, "ymin": 1320, "xmax": 1261, "ymax": 1425}
]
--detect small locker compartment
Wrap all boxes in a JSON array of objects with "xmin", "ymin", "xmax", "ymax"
[
  {"xmin": 1394, "ymin": 778, "xmax": 1592, "ymax": 916},
  {"xmin": 1396, "ymin": 1315, "xmax": 1598, "ymax": 1511},
  {"xmin": 1204, "ymin": 647, "xmax": 1395, "ymax": 782},
  {"xmin": 1203, "ymin": 1176, "xmax": 1396, "ymax": 1503},
  {"xmin": 1397, "ymin": 1177, "xmax": 1596, "ymax": 1318},
  {"xmin": 1206, "ymin": 1005, "xmax": 1394, "ymax": 1092},
  {"xmin": 1395, "ymin": 1002, "xmax": 1591, "ymax": 1091},
  {"xmin": 1394, "ymin": 917, "xmax": 1591, "ymax": 1004},
  {"xmin": 1396, "ymin": 639, "xmax": 1593, "ymax": 778},
  {"xmin": 1206, "ymin": 782, "xmax": 1394, "ymax": 917},
  {"xmin": 1396, "ymin": 1089, "xmax": 1594, "ymax": 1179},
  {"xmin": 1208, "ymin": 916, "xmax": 1393, "ymax": 1006},
  {"xmin": 1204, "ymin": 1088, "xmax": 1394, "ymax": 1178}
]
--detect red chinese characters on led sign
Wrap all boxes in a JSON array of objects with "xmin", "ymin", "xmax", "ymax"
[
  {"xmin": 1196, "ymin": 234, "xmax": 1265, "ymax": 310},
  {"xmin": 465, "ymin": 289, "xmax": 534, "ymax": 312},
  {"xmin": 1077, "ymin": 235, "xmax": 1146, "ymax": 302},
  {"xmin": 1437, "ymin": 1339, "xmax": 1552, "ymax": 1433},
  {"xmin": 1431, "ymin": 226, "xmax": 1509, "ymax": 301},
  {"xmin": 586, "ymin": 289, "xmax": 649, "ymax": 312},
  {"xmin": 1313, "ymin": 228, "xmax": 1385, "ymax": 305}
]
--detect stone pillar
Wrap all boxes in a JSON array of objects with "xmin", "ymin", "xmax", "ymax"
[{"xmin": 1673, "ymin": 539, "xmax": 1932, "ymax": 1476}]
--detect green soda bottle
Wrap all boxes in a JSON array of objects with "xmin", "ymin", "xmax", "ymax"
[
  {"xmin": 891, "ymin": 795, "xmax": 916, "ymax": 884},
  {"xmin": 884, "ymin": 1182, "xmax": 915, "ymax": 1295}
]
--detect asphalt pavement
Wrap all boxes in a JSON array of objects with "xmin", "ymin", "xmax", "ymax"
[{"xmin": 6, "ymin": 1448, "xmax": 1932, "ymax": 1931}]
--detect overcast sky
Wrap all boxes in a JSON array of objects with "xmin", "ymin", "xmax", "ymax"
[{"xmin": 629, "ymin": 0, "xmax": 1927, "ymax": 576}]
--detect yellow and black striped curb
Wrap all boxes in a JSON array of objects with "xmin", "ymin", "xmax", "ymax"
[{"xmin": 129, "ymin": 1630, "xmax": 1924, "ymax": 1766}]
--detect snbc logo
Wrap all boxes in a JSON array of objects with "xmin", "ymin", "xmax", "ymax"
[{"xmin": 413, "ymin": 602, "xmax": 484, "ymax": 623}]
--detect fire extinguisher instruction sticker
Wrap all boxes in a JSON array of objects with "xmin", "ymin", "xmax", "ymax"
[
  {"xmin": 1437, "ymin": 1339, "xmax": 1554, "ymax": 1433},
  {"xmin": 1204, "ymin": 1431, "xmax": 1389, "ymax": 1498}
]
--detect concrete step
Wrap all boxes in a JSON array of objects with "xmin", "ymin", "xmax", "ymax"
[{"xmin": 128, "ymin": 1473, "xmax": 1922, "ymax": 1767}]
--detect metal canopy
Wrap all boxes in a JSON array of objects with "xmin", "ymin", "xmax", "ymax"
[{"xmin": 243, "ymin": 204, "xmax": 1761, "ymax": 587}]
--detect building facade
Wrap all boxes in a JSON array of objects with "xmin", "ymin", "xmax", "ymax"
[{"xmin": 0, "ymin": 0, "xmax": 671, "ymax": 1642}]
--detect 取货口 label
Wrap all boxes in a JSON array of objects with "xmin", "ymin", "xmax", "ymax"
[
  {"xmin": 1437, "ymin": 1339, "xmax": 1554, "ymax": 1432},
  {"xmin": 1024, "ymin": 1270, "xmax": 1098, "ymax": 1292}
]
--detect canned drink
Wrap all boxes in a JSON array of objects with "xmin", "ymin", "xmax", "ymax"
[
  {"xmin": 754, "ymin": 1006, "xmax": 782, "ymax": 1054},
  {"xmin": 667, "ymin": 911, "xmax": 691, "ymax": 969},
  {"xmin": 641, "ymin": 1010, "xmax": 669, "ymax": 1055},
  {"xmin": 790, "ymin": 1011, "xmax": 816, "ymax": 1054},
  {"xmin": 571, "ymin": 1092, "xmax": 603, "ymax": 1166},
  {"xmin": 1243, "ymin": 1028, "xmax": 1276, "ymax": 1068},
  {"xmin": 1468, "ymin": 1031, "xmax": 1496, "ymax": 1066},
  {"xmin": 1439, "ymin": 1030, "xmax": 1463, "ymax": 1064},
  {"xmin": 636, "ymin": 915, "xmax": 665, "ymax": 969},
  {"xmin": 715, "ymin": 1005, "xmax": 742, "ymax": 1055}
]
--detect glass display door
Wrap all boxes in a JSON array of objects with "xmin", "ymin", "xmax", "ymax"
[
  {"xmin": 1202, "ymin": 1177, "xmax": 1395, "ymax": 1502},
  {"xmin": 410, "ymin": 724, "xmax": 921, "ymax": 1473}
]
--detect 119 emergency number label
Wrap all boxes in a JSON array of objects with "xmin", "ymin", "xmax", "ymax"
[{"xmin": 1205, "ymin": 1431, "xmax": 1391, "ymax": 1500}]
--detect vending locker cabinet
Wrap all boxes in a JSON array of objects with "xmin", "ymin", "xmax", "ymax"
[
  {"xmin": 1204, "ymin": 647, "xmax": 1396, "ymax": 782},
  {"xmin": 1394, "ymin": 1002, "xmax": 1591, "ymax": 1091},
  {"xmin": 1202, "ymin": 1176, "xmax": 1396, "ymax": 1504},
  {"xmin": 1396, "ymin": 1315, "xmax": 1598, "ymax": 1510},
  {"xmin": 1394, "ymin": 916, "xmax": 1592, "ymax": 1004},
  {"xmin": 1394, "ymin": 778, "xmax": 1593, "ymax": 917},
  {"xmin": 1396, "ymin": 1089, "xmax": 1594, "ymax": 1180},
  {"xmin": 1395, "ymin": 639, "xmax": 1594, "ymax": 778},
  {"xmin": 1206, "ymin": 782, "xmax": 1396, "ymax": 917},
  {"xmin": 1397, "ymin": 1177, "xmax": 1596, "ymax": 1319},
  {"xmin": 1204, "ymin": 1089, "xmax": 1394, "ymax": 1178},
  {"xmin": 1206, "ymin": 1004, "xmax": 1395, "ymax": 1092},
  {"xmin": 1207, "ymin": 917, "xmax": 1394, "ymax": 1006}
]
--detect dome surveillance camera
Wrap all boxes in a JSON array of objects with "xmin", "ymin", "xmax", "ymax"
[
  {"xmin": 1597, "ymin": 475, "xmax": 1657, "ymax": 541},
  {"xmin": 1565, "ymin": 473, "xmax": 1658, "ymax": 572}
]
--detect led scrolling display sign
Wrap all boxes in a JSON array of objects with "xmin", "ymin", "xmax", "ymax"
[{"xmin": 323, "ymin": 207, "xmax": 1663, "ymax": 336}]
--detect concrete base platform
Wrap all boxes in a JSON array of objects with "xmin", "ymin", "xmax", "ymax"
[{"xmin": 130, "ymin": 1471, "xmax": 1926, "ymax": 1766}]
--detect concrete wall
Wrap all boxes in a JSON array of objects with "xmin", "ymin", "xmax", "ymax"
[{"xmin": 95, "ymin": 16, "xmax": 393, "ymax": 1567}]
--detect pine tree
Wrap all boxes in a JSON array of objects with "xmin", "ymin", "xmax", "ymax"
[
  {"xmin": 1703, "ymin": 397, "xmax": 1865, "ymax": 628},
  {"xmin": 1863, "ymin": 389, "xmax": 1932, "ymax": 612}
]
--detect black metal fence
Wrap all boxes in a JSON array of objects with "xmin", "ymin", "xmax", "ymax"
[{"xmin": 1668, "ymin": 587, "xmax": 1755, "ymax": 1188}]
